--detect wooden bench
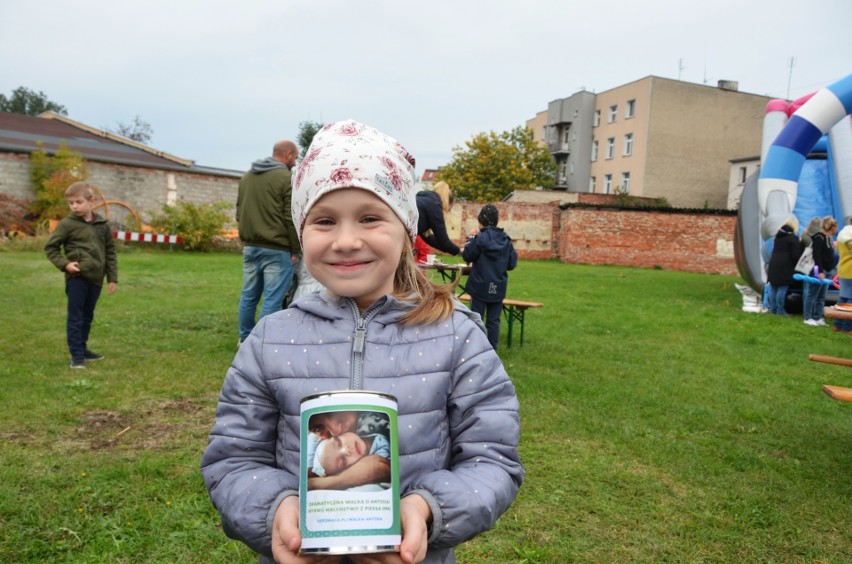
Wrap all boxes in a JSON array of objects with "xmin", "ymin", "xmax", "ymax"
[
  {"xmin": 807, "ymin": 354, "xmax": 852, "ymax": 403},
  {"xmin": 458, "ymin": 294, "xmax": 543, "ymax": 348}
]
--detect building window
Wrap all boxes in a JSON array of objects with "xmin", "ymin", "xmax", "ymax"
[
  {"xmin": 606, "ymin": 137, "xmax": 615, "ymax": 159},
  {"xmin": 739, "ymin": 166, "xmax": 748, "ymax": 184},
  {"xmin": 594, "ymin": 110, "xmax": 601, "ymax": 127},
  {"xmin": 621, "ymin": 172, "xmax": 631, "ymax": 193},
  {"xmin": 590, "ymin": 176, "xmax": 596, "ymax": 192},
  {"xmin": 626, "ymin": 99, "xmax": 636, "ymax": 118},
  {"xmin": 608, "ymin": 105, "xmax": 618, "ymax": 123},
  {"xmin": 563, "ymin": 129, "xmax": 570, "ymax": 144},
  {"xmin": 604, "ymin": 174, "xmax": 613, "ymax": 194},
  {"xmin": 623, "ymin": 133, "xmax": 633, "ymax": 156},
  {"xmin": 591, "ymin": 140, "xmax": 598, "ymax": 161}
]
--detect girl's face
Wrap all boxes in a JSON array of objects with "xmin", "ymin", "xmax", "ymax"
[
  {"xmin": 302, "ymin": 189, "xmax": 406, "ymax": 310},
  {"xmin": 318, "ymin": 432, "xmax": 367, "ymax": 476}
]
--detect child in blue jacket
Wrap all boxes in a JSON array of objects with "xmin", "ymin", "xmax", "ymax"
[{"xmin": 462, "ymin": 204, "xmax": 518, "ymax": 349}]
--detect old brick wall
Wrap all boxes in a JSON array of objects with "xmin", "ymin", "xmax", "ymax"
[
  {"xmin": 447, "ymin": 200, "xmax": 737, "ymax": 275},
  {"xmin": 559, "ymin": 207, "xmax": 737, "ymax": 275},
  {"xmin": 0, "ymin": 153, "xmax": 32, "ymax": 199},
  {"xmin": 0, "ymin": 154, "xmax": 239, "ymax": 223}
]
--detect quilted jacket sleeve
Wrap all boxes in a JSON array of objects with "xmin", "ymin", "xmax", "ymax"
[
  {"xmin": 408, "ymin": 314, "xmax": 524, "ymax": 549},
  {"xmin": 200, "ymin": 326, "xmax": 296, "ymax": 557}
]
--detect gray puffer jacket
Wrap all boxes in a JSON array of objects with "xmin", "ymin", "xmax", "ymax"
[{"xmin": 201, "ymin": 292, "xmax": 524, "ymax": 563}]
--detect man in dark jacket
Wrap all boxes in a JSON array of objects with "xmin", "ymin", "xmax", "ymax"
[
  {"xmin": 462, "ymin": 204, "xmax": 518, "ymax": 349},
  {"xmin": 236, "ymin": 140, "xmax": 300, "ymax": 343}
]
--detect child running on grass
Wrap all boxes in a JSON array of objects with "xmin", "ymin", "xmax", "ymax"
[
  {"xmin": 202, "ymin": 120, "xmax": 523, "ymax": 563},
  {"xmin": 44, "ymin": 182, "xmax": 117, "ymax": 369}
]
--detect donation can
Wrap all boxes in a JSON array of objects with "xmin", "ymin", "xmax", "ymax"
[{"xmin": 299, "ymin": 391, "xmax": 400, "ymax": 555}]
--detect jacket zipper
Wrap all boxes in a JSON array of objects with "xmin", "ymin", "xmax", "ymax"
[{"xmin": 349, "ymin": 300, "xmax": 382, "ymax": 390}]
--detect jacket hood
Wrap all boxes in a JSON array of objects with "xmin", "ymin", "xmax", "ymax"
[
  {"xmin": 837, "ymin": 225, "xmax": 852, "ymax": 244},
  {"xmin": 477, "ymin": 226, "xmax": 513, "ymax": 254},
  {"xmin": 250, "ymin": 157, "xmax": 286, "ymax": 174}
]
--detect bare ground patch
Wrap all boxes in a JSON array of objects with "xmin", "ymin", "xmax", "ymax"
[{"xmin": 58, "ymin": 398, "xmax": 214, "ymax": 452}]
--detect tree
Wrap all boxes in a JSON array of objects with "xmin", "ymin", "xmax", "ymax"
[
  {"xmin": 0, "ymin": 86, "xmax": 67, "ymax": 116},
  {"xmin": 29, "ymin": 142, "xmax": 88, "ymax": 220},
  {"xmin": 297, "ymin": 121, "xmax": 324, "ymax": 154},
  {"xmin": 106, "ymin": 115, "xmax": 154, "ymax": 144},
  {"xmin": 436, "ymin": 126, "xmax": 556, "ymax": 202}
]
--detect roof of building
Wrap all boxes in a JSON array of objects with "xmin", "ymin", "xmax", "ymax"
[{"xmin": 0, "ymin": 111, "xmax": 242, "ymax": 178}]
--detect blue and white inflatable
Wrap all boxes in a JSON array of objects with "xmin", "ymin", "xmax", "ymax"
[{"xmin": 735, "ymin": 73, "xmax": 852, "ymax": 293}]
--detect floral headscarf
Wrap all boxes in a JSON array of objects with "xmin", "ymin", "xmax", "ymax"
[{"xmin": 291, "ymin": 119, "xmax": 418, "ymax": 243}]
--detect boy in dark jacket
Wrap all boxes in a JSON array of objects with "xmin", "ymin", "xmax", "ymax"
[
  {"xmin": 45, "ymin": 182, "xmax": 118, "ymax": 368},
  {"xmin": 462, "ymin": 204, "xmax": 518, "ymax": 349}
]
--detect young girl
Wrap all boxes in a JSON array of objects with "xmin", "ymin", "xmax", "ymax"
[{"xmin": 202, "ymin": 120, "xmax": 523, "ymax": 564}]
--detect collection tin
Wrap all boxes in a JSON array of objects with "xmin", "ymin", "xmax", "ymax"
[{"xmin": 299, "ymin": 391, "xmax": 400, "ymax": 555}]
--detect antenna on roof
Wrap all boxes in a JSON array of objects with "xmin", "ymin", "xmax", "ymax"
[
  {"xmin": 786, "ymin": 57, "xmax": 795, "ymax": 100},
  {"xmin": 678, "ymin": 58, "xmax": 686, "ymax": 81}
]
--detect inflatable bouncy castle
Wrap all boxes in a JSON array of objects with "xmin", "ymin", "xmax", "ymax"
[{"xmin": 735, "ymin": 73, "xmax": 852, "ymax": 301}]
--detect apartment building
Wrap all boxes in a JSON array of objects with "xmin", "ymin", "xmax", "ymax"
[{"xmin": 528, "ymin": 76, "xmax": 771, "ymax": 209}]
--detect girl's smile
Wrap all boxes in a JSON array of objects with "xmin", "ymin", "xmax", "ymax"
[{"xmin": 302, "ymin": 188, "xmax": 406, "ymax": 310}]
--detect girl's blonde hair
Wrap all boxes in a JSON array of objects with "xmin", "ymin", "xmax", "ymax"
[
  {"xmin": 431, "ymin": 181, "xmax": 454, "ymax": 213},
  {"xmin": 783, "ymin": 215, "xmax": 799, "ymax": 233},
  {"xmin": 393, "ymin": 237, "xmax": 456, "ymax": 326},
  {"xmin": 822, "ymin": 216, "xmax": 838, "ymax": 232}
]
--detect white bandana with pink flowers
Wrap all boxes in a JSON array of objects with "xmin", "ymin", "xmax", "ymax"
[{"xmin": 291, "ymin": 119, "xmax": 419, "ymax": 243}]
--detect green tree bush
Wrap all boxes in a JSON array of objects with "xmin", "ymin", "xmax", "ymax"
[
  {"xmin": 0, "ymin": 86, "xmax": 67, "ymax": 116},
  {"xmin": 29, "ymin": 142, "xmax": 88, "ymax": 221},
  {"xmin": 147, "ymin": 201, "xmax": 230, "ymax": 252},
  {"xmin": 437, "ymin": 126, "xmax": 556, "ymax": 202}
]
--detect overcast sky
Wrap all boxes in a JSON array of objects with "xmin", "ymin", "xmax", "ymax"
[{"xmin": 1, "ymin": 0, "xmax": 850, "ymax": 175}]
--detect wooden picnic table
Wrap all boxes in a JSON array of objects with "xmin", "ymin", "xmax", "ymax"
[
  {"xmin": 807, "ymin": 353, "xmax": 852, "ymax": 403},
  {"xmin": 824, "ymin": 306, "xmax": 852, "ymax": 321},
  {"xmin": 420, "ymin": 262, "xmax": 471, "ymax": 293}
]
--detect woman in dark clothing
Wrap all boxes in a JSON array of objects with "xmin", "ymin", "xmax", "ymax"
[
  {"xmin": 766, "ymin": 216, "xmax": 802, "ymax": 315},
  {"xmin": 802, "ymin": 216, "xmax": 838, "ymax": 326},
  {"xmin": 415, "ymin": 181, "xmax": 460, "ymax": 260}
]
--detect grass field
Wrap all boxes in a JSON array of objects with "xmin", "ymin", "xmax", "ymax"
[{"xmin": 1, "ymin": 249, "xmax": 850, "ymax": 562}]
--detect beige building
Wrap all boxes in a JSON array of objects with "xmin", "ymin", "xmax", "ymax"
[
  {"xmin": 529, "ymin": 76, "xmax": 772, "ymax": 209},
  {"xmin": 526, "ymin": 110, "xmax": 548, "ymax": 148}
]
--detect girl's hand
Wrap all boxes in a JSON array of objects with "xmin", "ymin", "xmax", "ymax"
[
  {"xmin": 271, "ymin": 497, "xmax": 340, "ymax": 564},
  {"xmin": 350, "ymin": 494, "xmax": 431, "ymax": 564},
  {"xmin": 65, "ymin": 262, "xmax": 80, "ymax": 274},
  {"xmin": 107, "ymin": 282, "xmax": 117, "ymax": 295}
]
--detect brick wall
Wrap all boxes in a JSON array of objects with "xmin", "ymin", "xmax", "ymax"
[
  {"xmin": 448, "ymin": 201, "xmax": 737, "ymax": 275},
  {"xmin": 0, "ymin": 154, "xmax": 239, "ymax": 223},
  {"xmin": 0, "ymin": 153, "xmax": 32, "ymax": 199}
]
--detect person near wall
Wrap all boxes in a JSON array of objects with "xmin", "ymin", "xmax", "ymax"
[
  {"xmin": 833, "ymin": 219, "xmax": 852, "ymax": 333},
  {"xmin": 235, "ymin": 140, "xmax": 301, "ymax": 344},
  {"xmin": 765, "ymin": 215, "xmax": 802, "ymax": 316},
  {"xmin": 462, "ymin": 204, "xmax": 518, "ymax": 349},
  {"xmin": 415, "ymin": 180, "xmax": 460, "ymax": 263},
  {"xmin": 802, "ymin": 216, "xmax": 839, "ymax": 326}
]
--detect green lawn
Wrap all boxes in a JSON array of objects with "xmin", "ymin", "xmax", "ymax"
[{"xmin": 0, "ymin": 250, "xmax": 850, "ymax": 562}]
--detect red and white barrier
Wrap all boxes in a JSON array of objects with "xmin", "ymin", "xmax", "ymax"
[{"xmin": 113, "ymin": 231, "xmax": 182, "ymax": 244}]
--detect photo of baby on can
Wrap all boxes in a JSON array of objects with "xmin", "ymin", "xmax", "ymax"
[{"xmin": 299, "ymin": 391, "xmax": 400, "ymax": 555}]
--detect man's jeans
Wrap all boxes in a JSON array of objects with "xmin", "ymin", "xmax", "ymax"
[{"xmin": 238, "ymin": 246, "xmax": 295, "ymax": 340}]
